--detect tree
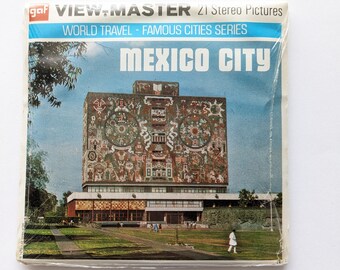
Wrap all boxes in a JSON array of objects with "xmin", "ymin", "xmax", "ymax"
[
  {"xmin": 28, "ymin": 42, "xmax": 87, "ymax": 108},
  {"xmin": 55, "ymin": 191, "xmax": 72, "ymax": 217},
  {"xmin": 26, "ymin": 41, "xmax": 86, "ymax": 216},
  {"xmin": 62, "ymin": 191, "xmax": 73, "ymax": 206},
  {"xmin": 25, "ymin": 139, "xmax": 57, "ymax": 217},
  {"xmin": 238, "ymin": 189, "xmax": 259, "ymax": 208},
  {"xmin": 28, "ymin": 188, "xmax": 57, "ymax": 216},
  {"xmin": 26, "ymin": 139, "xmax": 49, "ymax": 190},
  {"xmin": 273, "ymin": 192, "xmax": 283, "ymax": 207}
]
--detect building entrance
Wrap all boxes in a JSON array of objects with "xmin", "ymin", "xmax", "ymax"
[{"xmin": 166, "ymin": 213, "xmax": 183, "ymax": 224}]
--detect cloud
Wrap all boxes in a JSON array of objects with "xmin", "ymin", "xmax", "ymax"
[{"xmin": 85, "ymin": 42, "xmax": 106, "ymax": 58}]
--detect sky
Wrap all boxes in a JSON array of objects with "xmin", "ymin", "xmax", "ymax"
[{"xmin": 29, "ymin": 40, "xmax": 283, "ymax": 200}]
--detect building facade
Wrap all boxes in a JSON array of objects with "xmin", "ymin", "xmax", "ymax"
[{"xmin": 67, "ymin": 81, "xmax": 229, "ymax": 224}]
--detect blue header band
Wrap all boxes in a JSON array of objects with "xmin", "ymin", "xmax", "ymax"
[{"xmin": 29, "ymin": 22, "xmax": 281, "ymax": 39}]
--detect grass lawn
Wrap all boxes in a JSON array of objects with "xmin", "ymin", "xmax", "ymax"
[
  {"xmin": 25, "ymin": 229, "xmax": 54, "ymax": 235},
  {"xmin": 59, "ymin": 227, "xmax": 154, "ymax": 257},
  {"xmin": 23, "ymin": 229, "xmax": 60, "ymax": 257},
  {"xmin": 115, "ymin": 228, "xmax": 281, "ymax": 260},
  {"xmin": 236, "ymin": 231, "xmax": 281, "ymax": 260},
  {"xmin": 22, "ymin": 226, "xmax": 281, "ymax": 260}
]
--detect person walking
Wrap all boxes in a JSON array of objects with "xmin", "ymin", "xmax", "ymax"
[{"xmin": 228, "ymin": 229, "xmax": 237, "ymax": 253}]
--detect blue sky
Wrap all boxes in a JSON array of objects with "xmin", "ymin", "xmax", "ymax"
[{"xmin": 29, "ymin": 40, "xmax": 282, "ymax": 200}]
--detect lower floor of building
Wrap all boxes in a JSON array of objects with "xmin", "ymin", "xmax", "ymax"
[
  {"xmin": 67, "ymin": 198, "xmax": 240, "ymax": 224},
  {"xmin": 66, "ymin": 192, "xmax": 274, "ymax": 224},
  {"xmin": 74, "ymin": 210, "xmax": 201, "ymax": 224}
]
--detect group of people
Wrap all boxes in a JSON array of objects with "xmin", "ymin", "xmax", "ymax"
[
  {"xmin": 149, "ymin": 223, "xmax": 162, "ymax": 232},
  {"xmin": 61, "ymin": 219, "xmax": 74, "ymax": 226},
  {"xmin": 186, "ymin": 221, "xmax": 197, "ymax": 229}
]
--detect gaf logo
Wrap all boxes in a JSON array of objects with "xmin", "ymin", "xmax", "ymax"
[{"xmin": 29, "ymin": 4, "xmax": 49, "ymax": 21}]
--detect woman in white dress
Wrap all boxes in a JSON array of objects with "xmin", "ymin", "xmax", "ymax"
[{"xmin": 228, "ymin": 229, "xmax": 237, "ymax": 253}]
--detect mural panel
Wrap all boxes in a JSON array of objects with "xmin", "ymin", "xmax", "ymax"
[{"xmin": 82, "ymin": 81, "xmax": 228, "ymax": 186}]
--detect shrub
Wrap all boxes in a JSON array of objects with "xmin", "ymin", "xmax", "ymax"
[
  {"xmin": 202, "ymin": 207, "xmax": 278, "ymax": 229},
  {"xmin": 44, "ymin": 216, "xmax": 63, "ymax": 224}
]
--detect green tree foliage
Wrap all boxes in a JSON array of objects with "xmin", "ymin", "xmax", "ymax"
[
  {"xmin": 62, "ymin": 191, "xmax": 73, "ymax": 206},
  {"xmin": 55, "ymin": 191, "xmax": 72, "ymax": 217},
  {"xmin": 238, "ymin": 189, "xmax": 259, "ymax": 208},
  {"xmin": 273, "ymin": 192, "xmax": 282, "ymax": 207},
  {"xmin": 26, "ymin": 139, "xmax": 57, "ymax": 217},
  {"xmin": 26, "ymin": 41, "xmax": 86, "ymax": 216},
  {"xmin": 28, "ymin": 188, "xmax": 57, "ymax": 217},
  {"xmin": 28, "ymin": 42, "xmax": 87, "ymax": 107},
  {"xmin": 26, "ymin": 139, "xmax": 49, "ymax": 190}
]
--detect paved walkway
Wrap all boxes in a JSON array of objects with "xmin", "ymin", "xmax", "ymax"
[
  {"xmin": 98, "ymin": 228, "xmax": 225, "ymax": 260},
  {"xmin": 50, "ymin": 227, "xmax": 92, "ymax": 259}
]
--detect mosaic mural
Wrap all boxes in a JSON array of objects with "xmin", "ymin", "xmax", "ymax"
[
  {"xmin": 75, "ymin": 200, "xmax": 146, "ymax": 211},
  {"xmin": 82, "ymin": 81, "xmax": 228, "ymax": 186}
]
